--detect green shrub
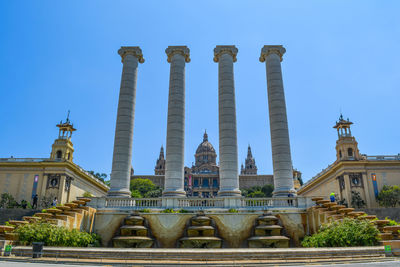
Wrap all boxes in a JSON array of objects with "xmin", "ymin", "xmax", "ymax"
[
  {"xmin": 161, "ymin": 208, "xmax": 177, "ymax": 213},
  {"xmin": 82, "ymin": 191, "xmax": 93, "ymax": 198},
  {"xmin": 378, "ymin": 185, "xmax": 400, "ymax": 207},
  {"xmin": 385, "ymin": 217, "xmax": 400, "ymax": 226},
  {"xmin": 139, "ymin": 209, "xmax": 151, "ymax": 213},
  {"xmin": 301, "ymin": 218, "xmax": 379, "ymax": 247},
  {"xmin": 0, "ymin": 193, "xmax": 18, "ymax": 208},
  {"xmin": 228, "ymin": 208, "xmax": 238, "ymax": 213},
  {"xmin": 178, "ymin": 209, "xmax": 189, "ymax": 213},
  {"xmin": 15, "ymin": 222, "xmax": 100, "ymax": 247}
]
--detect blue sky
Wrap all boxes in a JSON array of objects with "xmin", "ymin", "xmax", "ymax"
[{"xmin": 1, "ymin": 1, "xmax": 399, "ymax": 182}]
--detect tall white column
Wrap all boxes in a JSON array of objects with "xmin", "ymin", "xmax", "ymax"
[
  {"xmin": 214, "ymin": 45, "xmax": 241, "ymax": 197},
  {"xmin": 163, "ymin": 46, "xmax": 190, "ymax": 197},
  {"xmin": 108, "ymin": 46, "xmax": 144, "ymax": 197},
  {"xmin": 260, "ymin": 45, "xmax": 295, "ymax": 197}
]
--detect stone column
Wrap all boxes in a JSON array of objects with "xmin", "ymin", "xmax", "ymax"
[
  {"xmin": 108, "ymin": 46, "xmax": 144, "ymax": 197},
  {"xmin": 260, "ymin": 45, "xmax": 295, "ymax": 197},
  {"xmin": 163, "ymin": 46, "xmax": 190, "ymax": 197},
  {"xmin": 214, "ymin": 45, "xmax": 241, "ymax": 197}
]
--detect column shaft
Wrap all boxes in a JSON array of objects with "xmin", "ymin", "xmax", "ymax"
[
  {"xmin": 163, "ymin": 46, "xmax": 190, "ymax": 197},
  {"xmin": 108, "ymin": 47, "xmax": 144, "ymax": 197},
  {"xmin": 260, "ymin": 45, "xmax": 295, "ymax": 197},
  {"xmin": 214, "ymin": 46, "xmax": 241, "ymax": 197}
]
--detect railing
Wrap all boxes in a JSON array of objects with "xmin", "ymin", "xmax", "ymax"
[
  {"xmin": 105, "ymin": 198, "xmax": 162, "ymax": 208},
  {"xmin": 0, "ymin": 158, "xmax": 58, "ymax": 162},
  {"xmin": 176, "ymin": 198, "xmax": 224, "ymax": 208},
  {"xmin": 241, "ymin": 197, "xmax": 298, "ymax": 208},
  {"xmin": 365, "ymin": 154, "xmax": 400, "ymax": 161},
  {"xmin": 89, "ymin": 196, "xmax": 313, "ymax": 210}
]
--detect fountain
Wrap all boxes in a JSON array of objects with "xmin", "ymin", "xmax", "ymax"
[
  {"xmin": 247, "ymin": 212, "xmax": 290, "ymax": 248},
  {"xmin": 112, "ymin": 214, "xmax": 154, "ymax": 248},
  {"xmin": 178, "ymin": 212, "xmax": 222, "ymax": 248}
]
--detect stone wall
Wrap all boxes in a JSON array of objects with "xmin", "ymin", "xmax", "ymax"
[
  {"xmin": 93, "ymin": 210, "xmax": 307, "ymax": 248},
  {"xmin": 0, "ymin": 209, "xmax": 41, "ymax": 224},
  {"xmin": 359, "ymin": 207, "xmax": 400, "ymax": 222}
]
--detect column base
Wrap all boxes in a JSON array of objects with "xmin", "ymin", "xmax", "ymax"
[
  {"xmin": 272, "ymin": 189, "xmax": 297, "ymax": 198},
  {"xmin": 217, "ymin": 189, "xmax": 242, "ymax": 197},
  {"xmin": 107, "ymin": 188, "xmax": 131, "ymax": 198},
  {"xmin": 162, "ymin": 190, "xmax": 186, "ymax": 198}
]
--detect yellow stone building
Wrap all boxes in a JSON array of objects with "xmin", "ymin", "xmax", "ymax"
[
  {"xmin": 0, "ymin": 116, "xmax": 108, "ymax": 206},
  {"xmin": 298, "ymin": 115, "xmax": 400, "ymax": 208}
]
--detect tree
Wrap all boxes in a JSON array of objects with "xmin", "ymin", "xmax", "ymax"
[
  {"xmin": 241, "ymin": 184, "xmax": 274, "ymax": 198},
  {"xmin": 88, "ymin": 171, "xmax": 110, "ymax": 186},
  {"xmin": 378, "ymin": 185, "xmax": 400, "ymax": 207},
  {"xmin": 130, "ymin": 178, "xmax": 162, "ymax": 198},
  {"xmin": 248, "ymin": 191, "xmax": 265, "ymax": 198},
  {"xmin": 261, "ymin": 184, "xmax": 274, "ymax": 197}
]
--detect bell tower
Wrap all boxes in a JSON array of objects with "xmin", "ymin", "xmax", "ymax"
[
  {"xmin": 333, "ymin": 114, "xmax": 360, "ymax": 161},
  {"xmin": 154, "ymin": 145, "xmax": 166, "ymax": 175},
  {"xmin": 241, "ymin": 145, "xmax": 258, "ymax": 175},
  {"xmin": 50, "ymin": 112, "xmax": 76, "ymax": 162}
]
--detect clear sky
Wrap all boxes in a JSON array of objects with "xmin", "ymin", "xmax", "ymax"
[{"xmin": 1, "ymin": 1, "xmax": 399, "ymax": 183}]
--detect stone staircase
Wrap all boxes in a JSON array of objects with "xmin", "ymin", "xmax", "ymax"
[
  {"xmin": 247, "ymin": 212, "xmax": 290, "ymax": 248},
  {"xmin": 112, "ymin": 214, "xmax": 154, "ymax": 248},
  {"xmin": 310, "ymin": 197, "xmax": 400, "ymax": 255},
  {"xmin": 0, "ymin": 197, "xmax": 95, "ymax": 243},
  {"xmin": 178, "ymin": 212, "xmax": 222, "ymax": 248}
]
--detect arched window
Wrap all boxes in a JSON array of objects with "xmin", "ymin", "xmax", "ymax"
[
  {"xmin": 348, "ymin": 148, "xmax": 353, "ymax": 157},
  {"xmin": 339, "ymin": 150, "xmax": 342, "ymax": 158},
  {"xmin": 56, "ymin": 150, "xmax": 62, "ymax": 159},
  {"xmin": 67, "ymin": 153, "xmax": 70, "ymax": 160}
]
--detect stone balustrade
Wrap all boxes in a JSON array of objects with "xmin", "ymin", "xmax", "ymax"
[{"xmin": 88, "ymin": 196, "xmax": 314, "ymax": 210}]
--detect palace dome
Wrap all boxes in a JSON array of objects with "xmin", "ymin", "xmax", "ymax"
[{"xmin": 196, "ymin": 131, "xmax": 216, "ymax": 154}]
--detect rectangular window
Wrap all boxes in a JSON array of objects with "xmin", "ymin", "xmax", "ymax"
[
  {"xmin": 213, "ymin": 179, "xmax": 218, "ymax": 188},
  {"xmin": 194, "ymin": 179, "xmax": 199, "ymax": 187}
]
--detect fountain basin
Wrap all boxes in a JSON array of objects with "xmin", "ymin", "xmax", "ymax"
[
  {"xmin": 248, "ymin": 236, "xmax": 289, "ymax": 248},
  {"xmin": 179, "ymin": 236, "xmax": 222, "ymax": 248},
  {"xmin": 112, "ymin": 236, "xmax": 153, "ymax": 248}
]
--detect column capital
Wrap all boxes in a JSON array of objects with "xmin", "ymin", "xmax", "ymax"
[
  {"xmin": 259, "ymin": 45, "xmax": 286, "ymax": 62},
  {"xmin": 213, "ymin": 45, "xmax": 238, "ymax": 63},
  {"xmin": 118, "ymin": 46, "xmax": 145, "ymax": 63},
  {"xmin": 165, "ymin": 46, "xmax": 190, "ymax": 63}
]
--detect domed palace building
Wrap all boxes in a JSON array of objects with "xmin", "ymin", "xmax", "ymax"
[{"xmin": 132, "ymin": 131, "xmax": 302, "ymax": 197}]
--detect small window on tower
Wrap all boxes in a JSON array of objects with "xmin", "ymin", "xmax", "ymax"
[
  {"xmin": 56, "ymin": 150, "xmax": 62, "ymax": 159},
  {"xmin": 339, "ymin": 150, "xmax": 342, "ymax": 158},
  {"xmin": 348, "ymin": 148, "xmax": 353, "ymax": 157}
]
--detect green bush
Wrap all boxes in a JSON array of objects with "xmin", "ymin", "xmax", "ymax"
[
  {"xmin": 378, "ymin": 185, "xmax": 400, "ymax": 207},
  {"xmin": 82, "ymin": 191, "xmax": 93, "ymax": 198},
  {"xmin": 15, "ymin": 222, "xmax": 101, "ymax": 247},
  {"xmin": 301, "ymin": 218, "xmax": 379, "ymax": 247},
  {"xmin": 178, "ymin": 209, "xmax": 189, "ymax": 213},
  {"xmin": 385, "ymin": 217, "xmax": 400, "ymax": 226},
  {"xmin": 0, "ymin": 193, "xmax": 18, "ymax": 208},
  {"xmin": 161, "ymin": 208, "xmax": 177, "ymax": 213},
  {"xmin": 228, "ymin": 208, "xmax": 238, "ymax": 213}
]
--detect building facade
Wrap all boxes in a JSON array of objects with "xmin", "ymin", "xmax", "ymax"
[
  {"xmin": 0, "ymin": 117, "xmax": 109, "ymax": 206},
  {"xmin": 132, "ymin": 131, "xmax": 301, "ymax": 197},
  {"xmin": 298, "ymin": 115, "xmax": 400, "ymax": 208}
]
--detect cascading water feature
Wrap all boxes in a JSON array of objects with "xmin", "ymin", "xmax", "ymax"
[
  {"xmin": 112, "ymin": 214, "xmax": 154, "ymax": 248},
  {"xmin": 178, "ymin": 212, "xmax": 222, "ymax": 248},
  {"xmin": 247, "ymin": 212, "xmax": 289, "ymax": 248}
]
